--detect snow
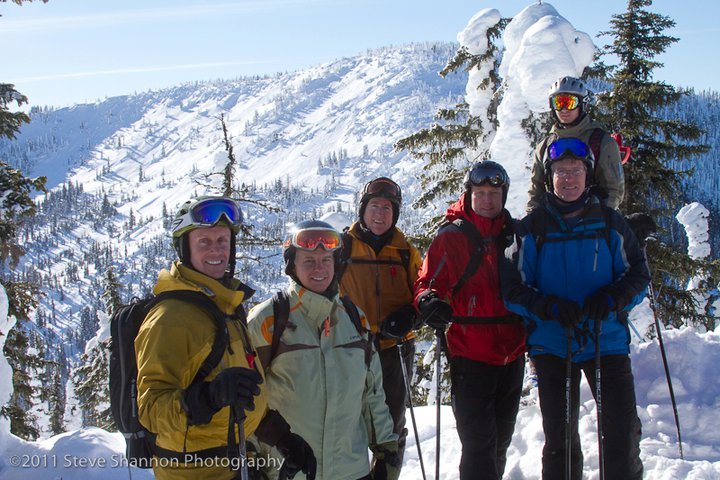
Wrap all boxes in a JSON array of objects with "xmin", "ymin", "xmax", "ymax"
[
  {"xmin": 677, "ymin": 202, "xmax": 711, "ymax": 260},
  {"xmin": 1, "ymin": 2, "xmax": 718, "ymax": 479}
]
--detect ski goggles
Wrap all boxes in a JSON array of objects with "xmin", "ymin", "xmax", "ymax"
[
  {"xmin": 286, "ymin": 227, "xmax": 342, "ymax": 252},
  {"xmin": 190, "ymin": 197, "xmax": 243, "ymax": 226},
  {"xmin": 363, "ymin": 178, "xmax": 402, "ymax": 203},
  {"xmin": 547, "ymin": 137, "xmax": 591, "ymax": 161},
  {"xmin": 551, "ymin": 93, "xmax": 580, "ymax": 111},
  {"xmin": 467, "ymin": 164, "xmax": 509, "ymax": 187}
]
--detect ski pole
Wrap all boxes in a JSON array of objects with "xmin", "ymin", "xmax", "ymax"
[
  {"xmin": 564, "ymin": 327, "xmax": 573, "ymax": 480},
  {"xmin": 233, "ymin": 406, "xmax": 250, "ymax": 480},
  {"xmin": 648, "ymin": 272, "xmax": 685, "ymax": 460},
  {"xmin": 646, "ymin": 267, "xmax": 684, "ymax": 459},
  {"xmin": 397, "ymin": 341, "xmax": 427, "ymax": 480},
  {"xmin": 434, "ymin": 327, "xmax": 447, "ymax": 480},
  {"xmin": 594, "ymin": 320, "xmax": 605, "ymax": 480}
]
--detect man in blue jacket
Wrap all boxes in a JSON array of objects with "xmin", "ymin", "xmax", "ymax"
[{"xmin": 501, "ymin": 138, "xmax": 649, "ymax": 480}]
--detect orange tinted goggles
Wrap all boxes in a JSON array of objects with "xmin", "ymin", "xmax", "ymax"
[
  {"xmin": 286, "ymin": 227, "xmax": 342, "ymax": 252},
  {"xmin": 551, "ymin": 94, "xmax": 580, "ymax": 111}
]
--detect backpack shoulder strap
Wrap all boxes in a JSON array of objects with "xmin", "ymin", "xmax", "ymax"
[
  {"xmin": 588, "ymin": 127, "xmax": 605, "ymax": 176},
  {"xmin": 447, "ymin": 219, "xmax": 491, "ymax": 295},
  {"xmin": 529, "ymin": 209, "xmax": 550, "ymax": 254},
  {"xmin": 397, "ymin": 248, "xmax": 411, "ymax": 272},
  {"xmin": 336, "ymin": 230, "xmax": 353, "ymax": 281},
  {"xmin": 340, "ymin": 295, "xmax": 372, "ymax": 369},
  {"xmin": 268, "ymin": 290, "xmax": 290, "ymax": 369},
  {"xmin": 150, "ymin": 290, "xmax": 229, "ymax": 386}
]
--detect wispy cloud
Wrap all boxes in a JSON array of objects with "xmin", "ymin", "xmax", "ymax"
[
  {"xmin": 1, "ymin": 0, "xmax": 327, "ymax": 34},
  {"xmin": 12, "ymin": 61, "xmax": 271, "ymax": 83}
]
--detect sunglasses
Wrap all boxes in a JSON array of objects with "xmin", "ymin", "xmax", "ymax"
[
  {"xmin": 363, "ymin": 178, "xmax": 402, "ymax": 201},
  {"xmin": 286, "ymin": 227, "xmax": 342, "ymax": 252},
  {"xmin": 191, "ymin": 198, "xmax": 243, "ymax": 226},
  {"xmin": 547, "ymin": 137, "xmax": 591, "ymax": 161},
  {"xmin": 551, "ymin": 94, "xmax": 580, "ymax": 111}
]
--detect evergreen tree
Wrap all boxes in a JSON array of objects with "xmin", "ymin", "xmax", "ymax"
[
  {"xmin": 0, "ymin": 84, "xmax": 46, "ymax": 318},
  {"xmin": 1, "ymin": 320, "xmax": 40, "ymax": 440},
  {"xmin": 102, "ymin": 266, "xmax": 123, "ymax": 314},
  {"xmin": 48, "ymin": 365, "xmax": 66, "ymax": 435},
  {"xmin": 71, "ymin": 341, "xmax": 113, "ymax": 430},
  {"xmin": 395, "ymin": 18, "xmax": 507, "ymax": 246},
  {"xmin": 592, "ymin": 0, "xmax": 720, "ymax": 329}
]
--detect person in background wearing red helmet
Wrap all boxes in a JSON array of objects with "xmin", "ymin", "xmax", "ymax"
[
  {"xmin": 247, "ymin": 220, "xmax": 398, "ymax": 480},
  {"xmin": 414, "ymin": 162, "xmax": 526, "ymax": 480},
  {"xmin": 338, "ymin": 177, "xmax": 422, "ymax": 478},
  {"xmin": 527, "ymin": 76, "xmax": 624, "ymax": 212}
]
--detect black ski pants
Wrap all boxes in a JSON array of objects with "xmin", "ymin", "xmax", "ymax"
[
  {"xmin": 534, "ymin": 353, "xmax": 643, "ymax": 480},
  {"xmin": 450, "ymin": 354, "xmax": 525, "ymax": 480},
  {"xmin": 378, "ymin": 340, "xmax": 416, "ymax": 465}
]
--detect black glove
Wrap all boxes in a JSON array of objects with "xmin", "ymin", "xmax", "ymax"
[
  {"xmin": 277, "ymin": 432, "xmax": 317, "ymax": 480},
  {"xmin": 182, "ymin": 367, "xmax": 262, "ymax": 425},
  {"xmin": 583, "ymin": 289, "xmax": 617, "ymax": 322},
  {"xmin": 418, "ymin": 293, "xmax": 452, "ymax": 330},
  {"xmin": 537, "ymin": 295, "xmax": 582, "ymax": 329},
  {"xmin": 625, "ymin": 212, "xmax": 657, "ymax": 247},
  {"xmin": 255, "ymin": 410, "xmax": 317, "ymax": 480},
  {"xmin": 380, "ymin": 305, "xmax": 418, "ymax": 340}
]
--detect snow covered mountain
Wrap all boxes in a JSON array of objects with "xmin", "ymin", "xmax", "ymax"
[
  {"xmin": 2, "ymin": 14, "xmax": 720, "ymax": 478},
  {"xmin": 7, "ymin": 41, "xmax": 467, "ymax": 339}
]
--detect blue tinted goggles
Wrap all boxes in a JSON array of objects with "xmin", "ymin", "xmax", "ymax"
[
  {"xmin": 547, "ymin": 137, "xmax": 591, "ymax": 161},
  {"xmin": 191, "ymin": 198, "xmax": 243, "ymax": 226}
]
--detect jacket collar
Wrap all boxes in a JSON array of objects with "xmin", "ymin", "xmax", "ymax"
[
  {"xmin": 288, "ymin": 280, "xmax": 339, "ymax": 332},
  {"xmin": 153, "ymin": 261, "xmax": 253, "ymax": 315}
]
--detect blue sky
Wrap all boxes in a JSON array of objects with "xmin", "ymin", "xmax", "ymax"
[{"xmin": 3, "ymin": 0, "xmax": 718, "ymax": 109}]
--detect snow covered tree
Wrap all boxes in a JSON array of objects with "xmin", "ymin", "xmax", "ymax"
[
  {"xmin": 102, "ymin": 265, "xmax": 123, "ymax": 315},
  {"xmin": 71, "ymin": 268, "xmax": 119, "ymax": 430},
  {"xmin": 72, "ymin": 340, "xmax": 113, "ymax": 429},
  {"xmin": 592, "ymin": 0, "xmax": 720, "ymax": 328},
  {"xmin": 395, "ymin": 15, "xmax": 507, "ymax": 244}
]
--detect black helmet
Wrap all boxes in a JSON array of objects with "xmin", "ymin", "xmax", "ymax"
[
  {"xmin": 548, "ymin": 76, "xmax": 594, "ymax": 115},
  {"xmin": 171, "ymin": 196, "xmax": 243, "ymax": 276},
  {"xmin": 463, "ymin": 160, "xmax": 510, "ymax": 206},
  {"xmin": 282, "ymin": 219, "xmax": 343, "ymax": 279},
  {"xmin": 358, "ymin": 177, "xmax": 402, "ymax": 227},
  {"xmin": 543, "ymin": 137, "xmax": 595, "ymax": 192}
]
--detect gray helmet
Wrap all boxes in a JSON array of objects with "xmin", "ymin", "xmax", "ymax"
[{"xmin": 548, "ymin": 76, "xmax": 594, "ymax": 112}]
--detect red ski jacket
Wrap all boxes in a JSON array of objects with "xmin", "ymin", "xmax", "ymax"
[{"xmin": 414, "ymin": 194, "xmax": 526, "ymax": 365}]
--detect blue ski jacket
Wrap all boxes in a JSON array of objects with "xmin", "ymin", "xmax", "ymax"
[{"xmin": 501, "ymin": 194, "xmax": 650, "ymax": 362}]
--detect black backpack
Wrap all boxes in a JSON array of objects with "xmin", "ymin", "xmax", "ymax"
[
  {"xmin": 109, "ymin": 290, "xmax": 230, "ymax": 468},
  {"xmin": 262, "ymin": 290, "xmax": 372, "ymax": 370}
]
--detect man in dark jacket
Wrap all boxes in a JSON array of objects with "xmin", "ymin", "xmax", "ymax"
[
  {"xmin": 414, "ymin": 161, "xmax": 526, "ymax": 480},
  {"xmin": 502, "ymin": 139, "xmax": 648, "ymax": 480}
]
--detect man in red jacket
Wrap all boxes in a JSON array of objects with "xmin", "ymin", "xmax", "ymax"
[{"xmin": 414, "ymin": 161, "xmax": 526, "ymax": 480}]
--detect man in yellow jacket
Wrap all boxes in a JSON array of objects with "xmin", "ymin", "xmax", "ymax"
[
  {"xmin": 338, "ymin": 177, "xmax": 422, "ymax": 476},
  {"xmin": 247, "ymin": 220, "xmax": 399, "ymax": 480},
  {"xmin": 135, "ymin": 196, "xmax": 316, "ymax": 480}
]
